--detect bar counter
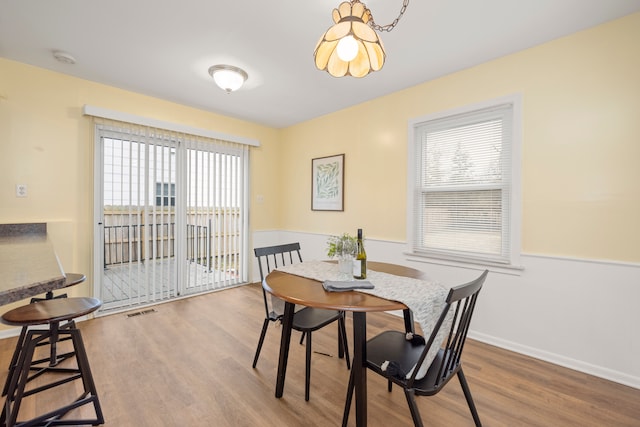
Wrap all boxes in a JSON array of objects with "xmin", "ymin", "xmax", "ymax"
[{"xmin": 0, "ymin": 223, "xmax": 66, "ymax": 306}]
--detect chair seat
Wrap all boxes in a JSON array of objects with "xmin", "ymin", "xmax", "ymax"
[
  {"xmin": 366, "ymin": 330, "xmax": 456, "ymax": 395},
  {"xmin": 1, "ymin": 297, "xmax": 102, "ymax": 326},
  {"xmin": 292, "ymin": 307, "xmax": 344, "ymax": 331}
]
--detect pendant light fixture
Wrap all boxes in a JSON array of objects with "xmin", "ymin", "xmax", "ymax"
[{"xmin": 314, "ymin": 0, "xmax": 409, "ymax": 78}]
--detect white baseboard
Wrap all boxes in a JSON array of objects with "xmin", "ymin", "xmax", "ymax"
[
  {"xmin": 468, "ymin": 330, "xmax": 640, "ymax": 390},
  {"xmin": 0, "ymin": 328, "xmax": 20, "ymax": 340}
]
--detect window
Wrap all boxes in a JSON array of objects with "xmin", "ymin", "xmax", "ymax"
[
  {"xmin": 407, "ymin": 96, "xmax": 521, "ymax": 267},
  {"xmin": 155, "ymin": 182, "xmax": 176, "ymax": 207}
]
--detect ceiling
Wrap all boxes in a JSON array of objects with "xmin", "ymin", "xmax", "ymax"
[{"xmin": 1, "ymin": 0, "xmax": 639, "ymax": 129}]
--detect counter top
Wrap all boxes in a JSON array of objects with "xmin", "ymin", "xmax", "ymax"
[{"xmin": 0, "ymin": 224, "xmax": 66, "ymax": 306}]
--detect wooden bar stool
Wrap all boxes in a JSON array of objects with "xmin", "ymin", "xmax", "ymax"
[{"xmin": 1, "ymin": 297, "xmax": 104, "ymax": 427}]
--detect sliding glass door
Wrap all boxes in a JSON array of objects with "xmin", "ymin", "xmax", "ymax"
[
  {"xmin": 94, "ymin": 121, "xmax": 248, "ymax": 312},
  {"xmin": 183, "ymin": 138, "xmax": 247, "ymax": 293}
]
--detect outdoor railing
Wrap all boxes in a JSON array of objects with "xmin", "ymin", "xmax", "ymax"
[
  {"xmin": 103, "ymin": 209, "xmax": 241, "ymax": 271},
  {"xmin": 104, "ymin": 222, "xmax": 239, "ymax": 270}
]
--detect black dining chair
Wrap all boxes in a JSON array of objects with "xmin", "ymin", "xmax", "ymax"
[
  {"xmin": 342, "ymin": 270, "xmax": 488, "ymax": 427},
  {"xmin": 253, "ymin": 242, "xmax": 350, "ymax": 401}
]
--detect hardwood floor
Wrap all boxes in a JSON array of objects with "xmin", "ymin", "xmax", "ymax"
[{"xmin": 1, "ymin": 282, "xmax": 638, "ymax": 426}]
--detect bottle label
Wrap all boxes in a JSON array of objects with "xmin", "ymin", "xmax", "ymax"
[{"xmin": 353, "ymin": 259, "xmax": 362, "ymax": 277}]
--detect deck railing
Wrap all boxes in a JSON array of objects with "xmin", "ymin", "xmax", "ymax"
[{"xmin": 103, "ymin": 208, "xmax": 240, "ymax": 271}]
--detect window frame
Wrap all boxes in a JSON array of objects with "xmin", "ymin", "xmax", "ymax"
[
  {"xmin": 406, "ymin": 95, "xmax": 522, "ymax": 270},
  {"xmin": 155, "ymin": 182, "xmax": 176, "ymax": 207}
]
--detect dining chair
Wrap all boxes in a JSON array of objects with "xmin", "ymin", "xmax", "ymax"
[
  {"xmin": 253, "ymin": 242, "xmax": 350, "ymax": 401},
  {"xmin": 342, "ymin": 270, "xmax": 488, "ymax": 427}
]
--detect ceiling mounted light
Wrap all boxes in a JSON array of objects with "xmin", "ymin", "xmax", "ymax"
[
  {"xmin": 208, "ymin": 65, "xmax": 248, "ymax": 93},
  {"xmin": 314, "ymin": 0, "xmax": 409, "ymax": 78},
  {"xmin": 52, "ymin": 50, "xmax": 76, "ymax": 65}
]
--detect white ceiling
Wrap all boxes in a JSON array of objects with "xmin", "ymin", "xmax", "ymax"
[{"xmin": 1, "ymin": 0, "xmax": 639, "ymax": 128}]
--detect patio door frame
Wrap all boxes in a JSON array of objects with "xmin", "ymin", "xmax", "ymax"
[{"xmin": 90, "ymin": 112, "xmax": 253, "ymax": 313}]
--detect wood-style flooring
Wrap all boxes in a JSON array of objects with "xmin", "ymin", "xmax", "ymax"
[{"xmin": 0, "ymin": 283, "xmax": 638, "ymax": 426}]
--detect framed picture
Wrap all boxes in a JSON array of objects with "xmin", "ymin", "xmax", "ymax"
[{"xmin": 311, "ymin": 154, "xmax": 344, "ymax": 211}]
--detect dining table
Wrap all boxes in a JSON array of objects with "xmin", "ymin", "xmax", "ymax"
[{"xmin": 263, "ymin": 261, "xmax": 432, "ymax": 427}]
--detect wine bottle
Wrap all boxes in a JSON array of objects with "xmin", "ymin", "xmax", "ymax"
[{"xmin": 353, "ymin": 228, "xmax": 367, "ymax": 279}]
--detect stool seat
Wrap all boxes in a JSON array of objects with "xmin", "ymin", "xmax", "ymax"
[{"xmin": 1, "ymin": 297, "xmax": 101, "ymax": 326}]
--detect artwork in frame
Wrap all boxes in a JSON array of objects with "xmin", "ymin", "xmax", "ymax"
[{"xmin": 311, "ymin": 154, "xmax": 344, "ymax": 211}]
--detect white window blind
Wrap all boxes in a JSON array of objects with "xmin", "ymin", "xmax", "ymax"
[
  {"xmin": 409, "ymin": 101, "xmax": 519, "ymax": 265},
  {"xmin": 183, "ymin": 137, "xmax": 248, "ymax": 292}
]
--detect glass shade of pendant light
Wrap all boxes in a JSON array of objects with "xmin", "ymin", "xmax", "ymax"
[
  {"xmin": 208, "ymin": 65, "xmax": 248, "ymax": 93},
  {"xmin": 314, "ymin": 0, "xmax": 385, "ymax": 78}
]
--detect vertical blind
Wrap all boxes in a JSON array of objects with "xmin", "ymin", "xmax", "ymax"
[
  {"xmin": 96, "ymin": 117, "xmax": 248, "ymax": 310},
  {"xmin": 412, "ymin": 104, "xmax": 513, "ymax": 264},
  {"xmin": 183, "ymin": 137, "xmax": 248, "ymax": 292}
]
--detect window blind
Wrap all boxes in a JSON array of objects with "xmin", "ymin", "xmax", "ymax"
[{"xmin": 412, "ymin": 104, "xmax": 513, "ymax": 264}]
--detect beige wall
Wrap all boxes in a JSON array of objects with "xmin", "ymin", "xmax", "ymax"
[
  {"xmin": 1, "ymin": 10, "xmax": 639, "ymax": 298},
  {"xmin": 0, "ymin": 59, "xmax": 282, "ymax": 293},
  {"xmin": 279, "ymin": 13, "xmax": 640, "ymax": 263}
]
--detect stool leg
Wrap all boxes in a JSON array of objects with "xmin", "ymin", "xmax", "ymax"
[
  {"xmin": 2, "ymin": 329, "xmax": 43, "ymax": 427},
  {"xmin": 2, "ymin": 326, "xmax": 28, "ymax": 397},
  {"xmin": 1, "ymin": 326, "xmax": 104, "ymax": 427},
  {"xmin": 69, "ymin": 326, "xmax": 104, "ymax": 424},
  {"xmin": 49, "ymin": 321, "xmax": 60, "ymax": 366}
]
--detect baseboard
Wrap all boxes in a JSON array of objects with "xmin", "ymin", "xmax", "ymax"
[
  {"xmin": 0, "ymin": 314, "xmax": 93, "ymax": 341},
  {"xmin": 0, "ymin": 328, "xmax": 21, "ymax": 340},
  {"xmin": 468, "ymin": 330, "xmax": 640, "ymax": 390}
]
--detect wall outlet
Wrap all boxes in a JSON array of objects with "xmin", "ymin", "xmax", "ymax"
[{"xmin": 16, "ymin": 184, "xmax": 27, "ymax": 197}]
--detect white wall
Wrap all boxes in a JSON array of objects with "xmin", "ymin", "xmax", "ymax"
[{"xmin": 253, "ymin": 230, "xmax": 640, "ymax": 389}]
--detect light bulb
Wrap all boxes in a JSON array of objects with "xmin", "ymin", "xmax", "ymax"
[
  {"xmin": 208, "ymin": 65, "xmax": 248, "ymax": 93},
  {"xmin": 336, "ymin": 35, "xmax": 358, "ymax": 62},
  {"xmin": 213, "ymin": 70, "xmax": 244, "ymax": 92}
]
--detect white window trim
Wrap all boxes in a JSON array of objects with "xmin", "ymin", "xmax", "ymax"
[{"xmin": 406, "ymin": 94, "xmax": 523, "ymax": 271}]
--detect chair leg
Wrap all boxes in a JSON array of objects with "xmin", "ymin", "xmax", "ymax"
[
  {"xmin": 388, "ymin": 379, "xmax": 393, "ymax": 392},
  {"xmin": 404, "ymin": 388, "xmax": 424, "ymax": 427},
  {"xmin": 300, "ymin": 332, "xmax": 306, "ymax": 345},
  {"xmin": 253, "ymin": 318, "xmax": 270, "ymax": 368},
  {"xmin": 457, "ymin": 368, "xmax": 482, "ymax": 427},
  {"xmin": 338, "ymin": 322, "xmax": 344, "ymax": 358},
  {"xmin": 305, "ymin": 332, "xmax": 312, "ymax": 401},
  {"xmin": 342, "ymin": 367, "xmax": 355, "ymax": 427},
  {"xmin": 338, "ymin": 316, "xmax": 351, "ymax": 370}
]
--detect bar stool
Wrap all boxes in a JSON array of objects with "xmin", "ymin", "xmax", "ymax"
[
  {"xmin": 2, "ymin": 274, "xmax": 86, "ymax": 398},
  {"xmin": 1, "ymin": 297, "xmax": 104, "ymax": 427}
]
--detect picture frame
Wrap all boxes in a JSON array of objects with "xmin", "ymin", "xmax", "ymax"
[{"xmin": 311, "ymin": 154, "xmax": 344, "ymax": 211}]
